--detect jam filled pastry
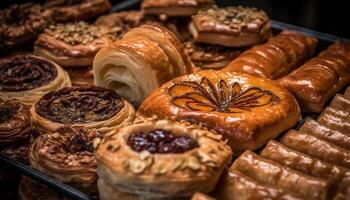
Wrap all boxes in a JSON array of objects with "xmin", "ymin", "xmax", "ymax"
[
  {"xmin": 93, "ymin": 25, "xmax": 193, "ymax": 106},
  {"xmin": 138, "ymin": 70, "xmax": 300, "ymax": 155},
  {"xmin": 28, "ymin": 126, "xmax": 102, "ymax": 194},
  {"xmin": 223, "ymin": 30, "xmax": 318, "ymax": 79},
  {"xmin": 30, "ymin": 86, "xmax": 135, "ymax": 133},
  {"xmin": 34, "ymin": 22, "xmax": 113, "ymax": 67},
  {"xmin": 95, "ymin": 119, "xmax": 232, "ymax": 199},
  {"xmin": 45, "ymin": 0, "xmax": 111, "ymax": 22},
  {"xmin": 278, "ymin": 42, "xmax": 350, "ymax": 113},
  {"xmin": 141, "ymin": 0, "xmax": 214, "ymax": 17},
  {"xmin": 0, "ymin": 55, "xmax": 71, "ymax": 106},
  {"xmin": 0, "ymin": 3, "xmax": 52, "ymax": 51},
  {"xmin": 189, "ymin": 6, "xmax": 271, "ymax": 48}
]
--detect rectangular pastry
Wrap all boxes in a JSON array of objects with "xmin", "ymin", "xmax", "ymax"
[
  {"xmin": 317, "ymin": 107, "xmax": 350, "ymax": 133},
  {"xmin": 329, "ymin": 94, "xmax": 350, "ymax": 112},
  {"xmin": 279, "ymin": 42, "xmax": 350, "ymax": 113}
]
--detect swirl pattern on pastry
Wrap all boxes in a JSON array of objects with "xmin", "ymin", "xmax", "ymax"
[
  {"xmin": 0, "ymin": 55, "xmax": 71, "ymax": 106},
  {"xmin": 31, "ymin": 86, "xmax": 135, "ymax": 133}
]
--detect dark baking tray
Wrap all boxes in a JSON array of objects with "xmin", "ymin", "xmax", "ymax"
[{"xmin": 0, "ymin": 1, "xmax": 349, "ymax": 200}]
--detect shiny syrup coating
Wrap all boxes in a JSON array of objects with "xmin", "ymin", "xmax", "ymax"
[{"xmin": 127, "ymin": 129, "xmax": 199, "ymax": 154}]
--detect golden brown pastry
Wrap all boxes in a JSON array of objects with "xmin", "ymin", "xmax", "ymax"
[
  {"xmin": 65, "ymin": 66, "xmax": 94, "ymax": 86},
  {"xmin": 138, "ymin": 70, "xmax": 300, "ymax": 155},
  {"xmin": 93, "ymin": 25, "xmax": 193, "ymax": 105},
  {"xmin": 212, "ymin": 168, "xmax": 303, "ymax": 200},
  {"xmin": 34, "ymin": 22, "xmax": 113, "ymax": 67},
  {"xmin": 189, "ymin": 6, "xmax": 271, "ymax": 48},
  {"xmin": 278, "ymin": 42, "xmax": 350, "ymax": 113},
  {"xmin": 191, "ymin": 192, "xmax": 216, "ymax": 200},
  {"xmin": 45, "ymin": 0, "xmax": 111, "ymax": 22},
  {"xmin": 0, "ymin": 3, "xmax": 52, "ymax": 51},
  {"xmin": 329, "ymin": 94, "xmax": 350, "ymax": 112},
  {"xmin": 317, "ymin": 107, "xmax": 350, "ymax": 134},
  {"xmin": 141, "ymin": 0, "xmax": 214, "ymax": 17},
  {"xmin": 223, "ymin": 30, "xmax": 317, "ymax": 79},
  {"xmin": 30, "ymin": 86, "xmax": 135, "ymax": 133},
  {"xmin": 0, "ymin": 55, "xmax": 71, "ymax": 106},
  {"xmin": 95, "ymin": 119, "xmax": 232, "ymax": 199},
  {"xmin": 28, "ymin": 126, "xmax": 102, "ymax": 193},
  {"xmin": 345, "ymin": 86, "xmax": 350, "ymax": 98}
]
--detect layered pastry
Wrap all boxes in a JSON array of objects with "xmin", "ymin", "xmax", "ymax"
[
  {"xmin": 278, "ymin": 42, "xmax": 350, "ymax": 113},
  {"xmin": 65, "ymin": 67, "xmax": 94, "ymax": 86},
  {"xmin": 95, "ymin": 119, "xmax": 232, "ymax": 199},
  {"xmin": 317, "ymin": 107, "xmax": 350, "ymax": 135},
  {"xmin": 223, "ymin": 30, "xmax": 318, "ymax": 79},
  {"xmin": 184, "ymin": 41, "xmax": 241, "ymax": 70},
  {"xmin": 45, "ymin": 0, "xmax": 111, "ymax": 22},
  {"xmin": 34, "ymin": 22, "xmax": 113, "ymax": 67},
  {"xmin": 0, "ymin": 55, "xmax": 71, "ymax": 106},
  {"xmin": 329, "ymin": 94, "xmax": 350, "ymax": 111},
  {"xmin": 30, "ymin": 86, "xmax": 135, "ymax": 133},
  {"xmin": 93, "ymin": 25, "xmax": 193, "ymax": 105},
  {"xmin": 141, "ymin": 0, "xmax": 214, "ymax": 17},
  {"xmin": 138, "ymin": 70, "xmax": 300, "ymax": 155},
  {"xmin": 189, "ymin": 6, "xmax": 271, "ymax": 47},
  {"xmin": 0, "ymin": 3, "xmax": 52, "ymax": 51},
  {"xmin": 28, "ymin": 126, "xmax": 102, "ymax": 193}
]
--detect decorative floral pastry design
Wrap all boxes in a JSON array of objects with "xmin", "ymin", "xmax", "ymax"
[{"xmin": 169, "ymin": 77, "xmax": 279, "ymax": 113}]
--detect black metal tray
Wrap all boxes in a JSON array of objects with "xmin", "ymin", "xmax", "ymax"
[{"xmin": 0, "ymin": 1, "xmax": 349, "ymax": 200}]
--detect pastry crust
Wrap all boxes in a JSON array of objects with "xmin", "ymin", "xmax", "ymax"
[
  {"xmin": 138, "ymin": 70, "xmax": 300, "ymax": 155},
  {"xmin": 65, "ymin": 66, "xmax": 94, "ymax": 86},
  {"xmin": 191, "ymin": 192, "xmax": 216, "ymax": 200},
  {"xmin": 223, "ymin": 30, "xmax": 317, "ymax": 79},
  {"xmin": 141, "ymin": 0, "xmax": 214, "ymax": 17},
  {"xmin": 30, "ymin": 86, "xmax": 135, "ymax": 133},
  {"xmin": 278, "ymin": 42, "xmax": 350, "ymax": 113},
  {"xmin": 189, "ymin": 6, "xmax": 271, "ymax": 47},
  {"xmin": 34, "ymin": 22, "xmax": 113, "ymax": 67},
  {"xmin": 95, "ymin": 119, "xmax": 232, "ymax": 199},
  {"xmin": 0, "ymin": 55, "xmax": 71, "ymax": 106}
]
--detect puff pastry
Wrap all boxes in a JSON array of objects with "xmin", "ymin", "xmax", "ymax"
[
  {"xmin": 95, "ymin": 119, "xmax": 232, "ymax": 199},
  {"xmin": 93, "ymin": 25, "xmax": 193, "ymax": 105},
  {"xmin": 138, "ymin": 70, "xmax": 300, "ymax": 155},
  {"xmin": 278, "ymin": 42, "xmax": 350, "ymax": 113},
  {"xmin": 30, "ymin": 86, "xmax": 135, "ymax": 133},
  {"xmin": 0, "ymin": 55, "xmax": 71, "ymax": 106}
]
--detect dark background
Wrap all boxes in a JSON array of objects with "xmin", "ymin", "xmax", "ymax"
[{"xmin": 1, "ymin": 0, "xmax": 349, "ymax": 38}]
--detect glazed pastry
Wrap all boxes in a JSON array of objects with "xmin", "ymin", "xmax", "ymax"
[
  {"xmin": 184, "ymin": 41, "xmax": 241, "ymax": 70},
  {"xmin": 93, "ymin": 25, "xmax": 193, "ymax": 105},
  {"xmin": 191, "ymin": 192, "xmax": 216, "ymax": 200},
  {"xmin": 30, "ymin": 86, "xmax": 135, "ymax": 133},
  {"xmin": 345, "ymin": 86, "xmax": 350, "ymax": 98},
  {"xmin": 329, "ymin": 94, "xmax": 350, "ymax": 111},
  {"xmin": 189, "ymin": 6, "xmax": 271, "ymax": 47},
  {"xmin": 278, "ymin": 42, "xmax": 350, "ymax": 113},
  {"xmin": 45, "ymin": 0, "xmax": 111, "ymax": 22},
  {"xmin": 28, "ymin": 126, "xmax": 102, "ymax": 193},
  {"xmin": 281, "ymin": 130, "xmax": 350, "ymax": 169},
  {"xmin": 141, "ymin": 0, "xmax": 214, "ymax": 16},
  {"xmin": 317, "ymin": 107, "xmax": 350, "ymax": 133},
  {"xmin": 223, "ymin": 31, "xmax": 317, "ymax": 79},
  {"xmin": 0, "ymin": 3, "xmax": 52, "ymax": 51},
  {"xmin": 138, "ymin": 70, "xmax": 300, "ymax": 155},
  {"xmin": 232, "ymin": 150, "xmax": 330, "ymax": 199},
  {"xmin": 95, "ymin": 119, "xmax": 232, "ymax": 199},
  {"xmin": 34, "ymin": 22, "xmax": 113, "ymax": 67},
  {"xmin": 212, "ymin": 168, "xmax": 303, "ymax": 200},
  {"xmin": 65, "ymin": 67, "xmax": 94, "ymax": 86},
  {"xmin": 0, "ymin": 55, "xmax": 71, "ymax": 106}
]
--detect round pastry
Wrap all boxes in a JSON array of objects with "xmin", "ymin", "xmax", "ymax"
[
  {"xmin": 95, "ymin": 119, "xmax": 232, "ymax": 199},
  {"xmin": 30, "ymin": 86, "xmax": 135, "ymax": 133},
  {"xmin": 138, "ymin": 70, "xmax": 301, "ymax": 155},
  {"xmin": 45, "ymin": 0, "xmax": 111, "ymax": 22},
  {"xmin": 189, "ymin": 6, "xmax": 271, "ymax": 47},
  {"xmin": 34, "ymin": 22, "xmax": 113, "ymax": 67},
  {"xmin": 28, "ymin": 126, "xmax": 102, "ymax": 193},
  {"xmin": 0, "ymin": 55, "xmax": 71, "ymax": 106},
  {"xmin": 65, "ymin": 67, "xmax": 94, "ymax": 86},
  {"xmin": 0, "ymin": 3, "xmax": 52, "ymax": 51}
]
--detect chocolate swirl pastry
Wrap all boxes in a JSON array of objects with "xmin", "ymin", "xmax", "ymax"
[
  {"xmin": 138, "ymin": 70, "xmax": 300, "ymax": 155},
  {"xmin": 45, "ymin": 0, "xmax": 111, "ymax": 22},
  {"xmin": 29, "ymin": 126, "xmax": 102, "ymax": 193},
  {"xmin": 95, "ymin": 119, "xmax": 232, "ymax": 199},
  {"xmin": 0, "ymin": 55, "xmax": 71, "ymax": 106},
  {"xmin": 30, "ymin": 86, "xmax": 135, "ymax": 133},
  {"xmin": 0, "ymin": 3, "xmax": 52, "ymax": 51}
]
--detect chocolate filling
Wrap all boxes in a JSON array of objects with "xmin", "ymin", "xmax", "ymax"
[
  {"xmin": 0, "ymin": 106, "xmax": 13, "ymax": 123},
  {"xmin": 0, "ymin": 55, "xmax": 57, "ymax": 92},
  {"xmin": 35, "ymin": 86, "xmax": 124, "ymax": 123},
  {"xmin": 127, "ymin": 129, "xmax": 199, "ymax": 154}
]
